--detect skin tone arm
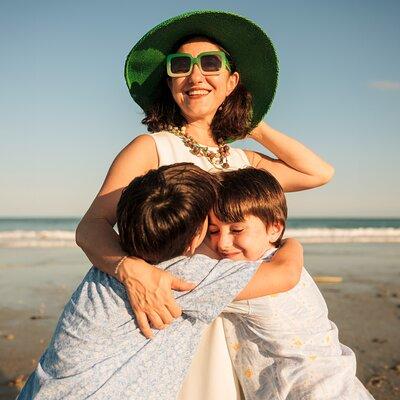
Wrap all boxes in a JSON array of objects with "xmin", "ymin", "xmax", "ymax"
[
  {"xmin": 76, "ymin": 134, "xmax": 196, "ymax": 339},
  {"xmin": 235, "ymin": 238, "xmax": 304, "ymax": 300},
  {"xmin": 198, "ymin": 237, "xmax": 303, "ymax": 301},
  {"xmin": 245, "ymin": 121, "xmax": 335, "ymax": 192}
]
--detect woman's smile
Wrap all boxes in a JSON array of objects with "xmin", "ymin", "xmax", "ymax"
[{"xmin": 185, "ymin": 87, "xmax": 211, "ymax": 97}]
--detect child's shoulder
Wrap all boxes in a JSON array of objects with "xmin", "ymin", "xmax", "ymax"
[
  {"xmin": 72, "ymin": 266, "xmax": 128, "ymax": 303},
  {"xmin": 164, "ymin": 254, "xmax": 260, "ymax": 285},
  {"xmin": 163, "ymin": 254, "xmax": 220, "ymax": 282},
  {"xmin": 260, "ymin": 247, "xmax": 279, "ymax": 262}
]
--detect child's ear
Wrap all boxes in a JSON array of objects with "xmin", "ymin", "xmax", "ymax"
[
  {"xmin": 267, "ymin": 222, "xmax": 284, "ymax": 243},
  {"xmin": 187, "ymin": 218, "xmax": 209, "ymax": 254}
]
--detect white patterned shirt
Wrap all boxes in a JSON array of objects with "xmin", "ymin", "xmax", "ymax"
[
  {"xmin": 18, "ymin": 255, "xmax": 261, "ymax": 400},
  {"xmin": 222, "ymin": 249, "xmax": 374, "ymax": 399}
]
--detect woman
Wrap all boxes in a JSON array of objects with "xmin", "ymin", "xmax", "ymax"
[{"xmin": 75, "ymin": 10, "xmax": 334, "ymax": 400}]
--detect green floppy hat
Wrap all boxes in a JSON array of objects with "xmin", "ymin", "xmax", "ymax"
[{"xmin": 124, "ymin": 10, "xmax": 279, "ymax": 127}]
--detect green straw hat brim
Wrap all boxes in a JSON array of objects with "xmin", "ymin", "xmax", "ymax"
[{"xmin": 125, "ymin": 10, "xmax": 279, "ymax": 127}]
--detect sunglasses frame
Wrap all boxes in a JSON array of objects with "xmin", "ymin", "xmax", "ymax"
[{"xmin": 166, "ymin": 51, "xmax": 231, "ymax": 78}]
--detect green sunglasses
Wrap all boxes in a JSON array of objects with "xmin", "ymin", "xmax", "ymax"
[{"xmin": 166, "ymin": 51, "xmax": 231, "ymax": 77}]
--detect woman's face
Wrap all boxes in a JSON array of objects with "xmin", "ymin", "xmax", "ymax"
[{"xmin": 167, "ymin": 38, "xmax": 239, "ymax": 124}]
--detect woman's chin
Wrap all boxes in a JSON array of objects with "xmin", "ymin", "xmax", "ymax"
[{"xmin": 182, "ymin": 105, "xmax": 217, "ymax": 121}]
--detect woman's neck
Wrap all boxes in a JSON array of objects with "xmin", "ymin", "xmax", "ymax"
[{"xmin": 184, "ymin": 121, "xmax": 217, "ymax": 147}]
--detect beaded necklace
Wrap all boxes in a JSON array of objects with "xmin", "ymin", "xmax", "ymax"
[{"xmin": 167, "ymin": 125, "xmax": 230, "ymax": 169}]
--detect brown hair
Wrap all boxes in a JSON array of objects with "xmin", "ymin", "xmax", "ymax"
[
  {"xmin": 117, "ymin": 163, "xmax": 219, "ymax": 264},
  {"xmin": 142, "ymin": 35, "xmax": 254, "ymax": 142},
  {"xmin": 213, "ymin": 168, "xmax": 287, "ymax": 246}
]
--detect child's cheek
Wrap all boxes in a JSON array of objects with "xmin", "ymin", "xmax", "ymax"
[
  {"xmin": 237, "ymin": 235, "xmax": 253, "ymax": 250},
  {"xmin": 208, "ymin": 236, "xmax": 219, "ymax": 252}
]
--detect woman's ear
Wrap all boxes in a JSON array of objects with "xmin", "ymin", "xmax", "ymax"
[
  {"xmin": 226, "ymin": 72, "xmax": 240, "ymax": 97},
  {"xmin": 267, "ymin": 222, "xmax": 284, "ymax": 243}
]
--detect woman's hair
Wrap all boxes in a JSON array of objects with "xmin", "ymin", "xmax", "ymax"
[
  {"xmin": 142, "ymin": 35, "xmax": 254, "ymax": 142},
  {"xmin": 213, "ymin": 168, "xmax": 287, "ymax": 246},
  {"xmin": 117, "ymin": 163, "xmax": 219, "ymax": 264}
]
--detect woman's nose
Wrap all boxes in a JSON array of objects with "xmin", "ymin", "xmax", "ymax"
[{"xmin": 188, "ymin": 63, "xmax": 204, "ymax": 84}]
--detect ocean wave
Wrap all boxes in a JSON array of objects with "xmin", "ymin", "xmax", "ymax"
[
  {"xmin": 0, "ymin": 230, "xmax": 77, "ymax": 248},
  {"xmin": 285, "ymin": 228, "xmax": 400, "ymax": 243},
  {"xmin": 1, "ymin": 228, "xmax": 400, "ymax": 248}
]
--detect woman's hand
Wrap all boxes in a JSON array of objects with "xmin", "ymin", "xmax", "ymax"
[{"xmin": 116, "ymin": 257, "xmax": 196, "ymax": 339}]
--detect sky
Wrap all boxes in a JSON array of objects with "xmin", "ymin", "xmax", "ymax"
[{"xmin": 0, "ymin": 0, "xmax": 399, "ymax": 217}]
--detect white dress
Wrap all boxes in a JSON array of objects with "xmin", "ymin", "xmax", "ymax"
[{"xmin": 149, "ymin": 131, "xmax": 250, "ymax": 400}]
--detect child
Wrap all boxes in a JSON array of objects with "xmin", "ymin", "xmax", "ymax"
[
  {"xmin": 206, "ymin": 167, "xmax": 374, "ymax": 399},
  {"xmin": 17, "ymin": 163, "xmax": 302, "ymax": 400}
]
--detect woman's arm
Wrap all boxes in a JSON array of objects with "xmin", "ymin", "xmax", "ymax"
[
  {"xmin": 234, "ymin": 238, "xmax": 303, "ymax": 300},
  {"xmin": 245, "ymin": 121, "xmax": 335, "ymax": 192},
  {"xmin": 76, "ymin": 134, "xmax": 195, "ymax": 338}
]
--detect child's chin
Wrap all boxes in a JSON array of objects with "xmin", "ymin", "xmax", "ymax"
[
  {"xmin": 223, "ymin": 252, "xmax": 247, "ymax": 261},
  {"xmin": 227, "ymin": 252, "xmax": 264, "ymax": 262}
]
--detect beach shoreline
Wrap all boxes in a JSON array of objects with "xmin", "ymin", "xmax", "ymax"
[{"xmin": 0, "ymin": 244, "xmax": 399, "ymax": 399}]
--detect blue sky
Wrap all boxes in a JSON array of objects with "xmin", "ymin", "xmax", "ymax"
[{"xmin": 0, "ymin": 0, "xmax": 399, "ymax": 217}]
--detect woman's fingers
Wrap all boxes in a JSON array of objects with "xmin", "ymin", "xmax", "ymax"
[
  {"xmin": 148, "ymin": 306, "xmax": 174, "ymax": 328},
  {"xmin": 147, "ymin": 310, "xmax": 168, "ymax": 330},
  {"xmin": 134, "ymin": 309, "xmax": 154, "ymax": 339},
  {"xmin": 119, "ymin": 258, "xmax": 187, "ymax": 337},
  {"xmin": 157, "ymin": 305, "xmax": 175, "ymax": 325},
  {"xmin": 165, "ymin": 300, "xmax": 182, "ymax": 319},
  {"xmin": 171, "ymin": 275, "xmax": 196, "ymax": 292}
]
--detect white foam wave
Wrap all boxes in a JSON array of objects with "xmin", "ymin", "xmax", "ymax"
[
  {"xmin": 285, "ymin": 228, "xmax": 400, "ymax": 243},
  {"xmin": 0, "ymin": 228, "xmax": 400, "ymax": 248},
  {"xmin": 0, "ymin": 230, "xmax": 76, "ymax": 248}
]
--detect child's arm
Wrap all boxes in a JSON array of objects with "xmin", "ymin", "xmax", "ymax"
[{"xmin": 234, "ymin": 238, "xmax": 303, "ymax": 300}]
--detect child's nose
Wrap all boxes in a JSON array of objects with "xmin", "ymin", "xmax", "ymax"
[{"xmin": 217, "ymin": 234, "xmax": 232, "ymax": 252}]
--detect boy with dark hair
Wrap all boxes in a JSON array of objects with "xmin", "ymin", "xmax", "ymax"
[
  {"xmin": 18, "ymin": 163, "xmax": 302, "ymax": 400},
  {"xmin": 117, "ymin": 162, "xmax": 219, "ymax": 264}
]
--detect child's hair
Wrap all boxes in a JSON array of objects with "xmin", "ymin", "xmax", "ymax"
[
  {"xmin": 117, "ymin": 162, "xmax": 218, "ymax": 264},
  {"xmin": 214, "ymin": 167, "xmax": 287, "ymax": 246}
]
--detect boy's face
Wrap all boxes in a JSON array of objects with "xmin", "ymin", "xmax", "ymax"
[{"xmin": 207, "ymin": 211, "xmax": 281, "ymax": 261}]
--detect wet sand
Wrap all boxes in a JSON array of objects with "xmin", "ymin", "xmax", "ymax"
[{"xmin": 0, "ymin": 244, "xmax": 399, "ymax": 399}]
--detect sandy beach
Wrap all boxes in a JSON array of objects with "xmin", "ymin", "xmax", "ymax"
[{"xmin": 0, "ymin": 244, "xmax": 399, "ymax": 399}]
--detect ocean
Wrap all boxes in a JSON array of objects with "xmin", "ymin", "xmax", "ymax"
[{"xmin": 0, "ymin": 217, "xmax": 399, "ymax": 248}]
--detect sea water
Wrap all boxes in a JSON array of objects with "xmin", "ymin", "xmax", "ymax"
[{"xmin": 0, "ymin": 217, "xmax": 399, "ymax": 248}]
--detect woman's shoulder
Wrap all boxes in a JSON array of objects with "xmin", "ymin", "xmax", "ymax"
[
  {"xmin": 107, "ymin": 133, "xmax": 159, "ymax": 176},
  {"xmin": 241, "ymin": 149, "xmax": 260, "ymax": 167},
  {"xmin": 120, "ymin": 133, "xmax": 158, "ymax": 159}
]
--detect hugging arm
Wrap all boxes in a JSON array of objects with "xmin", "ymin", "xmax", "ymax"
[
  {"xmin": 75, "ymin": 135, "xmax": 195, "ymax": 339},
  {"xmin": 235, "ymin": 238, "xmax": 303, "ymax": 300}
]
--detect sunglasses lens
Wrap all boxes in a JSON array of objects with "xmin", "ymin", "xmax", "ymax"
[
  {"xmin": 200, "ymin": 54, "xmax": 222, "ymax": 72},
  {"xmin": 170, "ymin": 56, "xmax": 191, "ymax": 74}
]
